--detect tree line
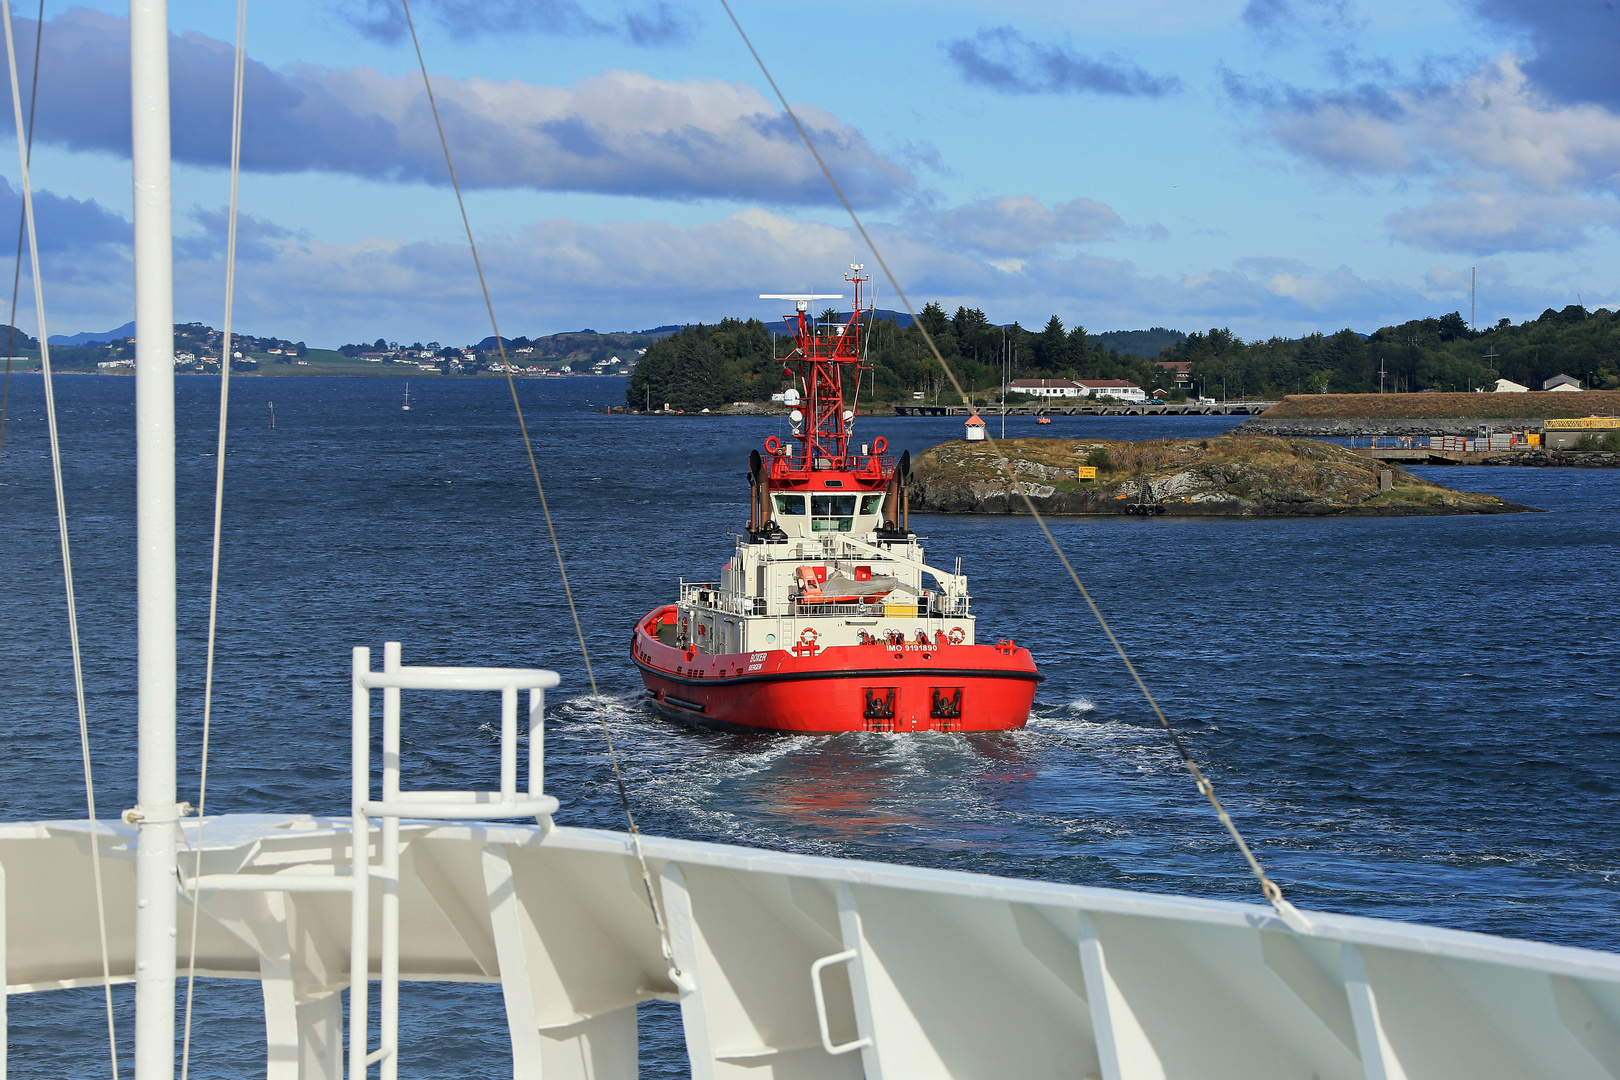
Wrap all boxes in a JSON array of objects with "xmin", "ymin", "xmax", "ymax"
[
  {"xmin": 1164, "ymin": 306, "xmax": 1620, "ymax": 399},
  {"xmin": 626, "ymin": 304, "xmax": 1164, "ymax": 412},
  {"xmin": 628, "ymin": 302, "xmax": 1620, "ymax": 412}
]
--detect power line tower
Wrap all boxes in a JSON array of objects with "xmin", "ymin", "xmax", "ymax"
[{"xmin": 1471, "ymin": 266, "xmax": 1476, "ymax": 331}]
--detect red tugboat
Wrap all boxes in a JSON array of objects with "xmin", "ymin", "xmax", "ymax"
[{"xmin": 632, "ymin": 266, "xmax": 1041, "ymax": 732}]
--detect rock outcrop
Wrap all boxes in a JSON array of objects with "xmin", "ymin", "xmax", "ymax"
[{"xmin": 909, "ymin": 436, "xmax": 1533, "ymax": 517}]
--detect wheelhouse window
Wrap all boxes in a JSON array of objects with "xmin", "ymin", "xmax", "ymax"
[
  {"xmin": 811, "ymin": 494, "xmax": 857, "ymax": 532},
  {"xmin": 860, "ymin": 494, "xmax": 884, "ymax": 516},
  {"xmin": 773, "ymin": 493, "xmax": 807, "ymax": 516}
]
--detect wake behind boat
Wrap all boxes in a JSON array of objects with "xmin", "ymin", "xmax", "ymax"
[{"xmin": 633, "ymin": 267, "xmax": 1040, "ymax": 732}]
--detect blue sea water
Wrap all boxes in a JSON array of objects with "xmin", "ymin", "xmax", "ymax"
[{"xmin": 1, "ymin": 373, "xmax": 1617, "ymax": 1076}]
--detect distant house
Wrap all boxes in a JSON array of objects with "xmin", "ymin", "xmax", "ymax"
[
  {"xmin": 1078, "ymin": 379, "xmax": 1147, "ymax": 403},
  {"xmin": 1544, "ymin": 374, "xmax": 1582, "ymax": 392},
  {"xmin": 1010, "ymin": 378, "xmax": 1083, "ymax": 398},
  {"xmin": 1493, "ymin": 378, "xmax": 1529, "ymax": 393},
  {"xmin": 1152, "ymin": 360, "xmax": 1194, "ymax": 389}
]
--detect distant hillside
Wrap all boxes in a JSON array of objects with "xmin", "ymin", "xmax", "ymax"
[
  {"xmin": 1093, "ymin": 327, "xmax": 1186, "ymax": 358},
  {"xmin": 48, "ymin": 321, "xmax": 134, "ymax": 347},
  {"xmin": 0, "ymin": 323, "xmax": 38, "ymax": 351},
  {"xmin": 470, "ymin": 330, "xmax": 660, "ymax": 371}
]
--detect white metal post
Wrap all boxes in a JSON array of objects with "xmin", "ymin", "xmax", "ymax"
[
  {"xmin": 500, "ymin": 686, "xmax": 517, "ymax": 802},
  {"xmin": 527, "ymin": 689, "xmax": 543, "ymax": 798},
  {"xmin": 380, "ymin": 643, "xmax": 401, "ymax": 1080},
  {"xmin": 131, "ymin": 0, "xmax": 178, "ymax": 1076},
  {"xmin": 350, "ymin": 647, "xmax": 370, "ymax": 1080}
]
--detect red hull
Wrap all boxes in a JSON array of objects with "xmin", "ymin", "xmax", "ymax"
[{"xmin": 632, "ymin": 607, "xmax": 1040, "ymax": 733}]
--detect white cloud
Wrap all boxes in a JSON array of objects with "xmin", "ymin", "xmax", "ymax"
[
  {"xmin": 1388, "ymin": 186, "xmax": 1620, "ymax": 254},
  {"xmin": 11, "ymin": 9, "xmax": 913, "ymax": 207},
  {"xmin": 923, "ymin": 195, "xmax": 1128, "ymax": 256},
  {"xmin": 148, "ymin": 201, "xmax": 1477, "ymax": 344},
  {"xmin": 1235, "ymin": 53, "xmax": 1620, "ymax": 253}
]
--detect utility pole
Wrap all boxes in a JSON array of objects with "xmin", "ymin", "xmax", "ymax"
[
  {"xmin": 1471, "ymin": 266, "xmax": 1476, "ymax": 332},
  {"xmin": 1379, "ymin": 357, "xmax": 1387, "ymax": 394},
  {"xmin": 1000, "ymin": 328, "xmax": 1007, "ymax": 439}
]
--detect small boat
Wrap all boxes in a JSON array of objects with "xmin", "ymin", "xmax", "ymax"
[
  {"xmin": 402, "ymin": 381, "xmax": 411, "ymax": 410},
  {"xmin": 1036, "ymin": 415, "xmax": 1052, "ymax": 425},
  {"xmin": 633, "ymin": 266, "xmax": 1041, "ymax": 732}
]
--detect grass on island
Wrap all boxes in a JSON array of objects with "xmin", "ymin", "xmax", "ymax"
[
  {"xmin": 1259, "ymin": 390, "xmax": 1620, "ymax": 420},
  {"xmin": 916, "ymin": 435, "xmax": 1520, "ymax": 512}
]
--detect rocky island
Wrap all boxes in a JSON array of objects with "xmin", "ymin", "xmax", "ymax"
[{"xmin": 909, "ymin": 436, "xmax": 1533, "ymax": 517}]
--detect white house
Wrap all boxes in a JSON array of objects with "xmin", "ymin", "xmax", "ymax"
[
  {"xmin": 1544, "ymin": 374, "xmax": 1582, "ymax": 391},
  {"xmin": 1078, "ymin": 379, "xmax": 1147, "ymax": 402},
  {"xmin": 1010, "ymin": 378, "xmax": 1083, "ymax": 398},
  {"xmin": 1493, "ymin": 378, "xmax": 1529, "ymax": 393}
]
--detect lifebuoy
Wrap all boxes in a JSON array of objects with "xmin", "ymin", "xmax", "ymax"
[
  {"xmin": 947, "ymin": 626, "xmax": 965, "ymax": 645},
  {"xmin": 798, "ymin": 627, "xmax": 819, "ymax": 645},
  {"xmin": 764, "ymin": 435, "xmax": 782, "ymax": 454},
  {"xmin": 871, "ymin": 436, "xmax": 887, "ymax": 454}
]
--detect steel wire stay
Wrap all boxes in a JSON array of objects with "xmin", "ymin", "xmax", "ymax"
[
  {"xmin": 0, "ymin": 0, "xmax": 41, "ymax": 479},
  {"xmin": 395, "ymin": 0, "xmax": 683, "ymax": 981},
  {"xmin": 0, "ymin": 1, "xmax": 122, "ymax": 1074},
  {"xmin": 178, "ymin": 0, "xmax": 249, "ymax": 1076},
  {"xmin": 716, "ymin": 0, "xmax": 1298, "ymax": 921}
]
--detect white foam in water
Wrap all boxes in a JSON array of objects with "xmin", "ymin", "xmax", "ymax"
[{"xmin": 1065, "ymin": 697, "xmax": 1098, "ymax": 713}]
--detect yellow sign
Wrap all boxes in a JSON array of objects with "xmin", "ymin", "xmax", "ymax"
[
  {"xmin": 1077, "ymin": 466, "xmax": 1097, "ymax": 480},
  {"xmin": 1544, "ymin": 417, "xmax": 1620, "ymax": 430}
]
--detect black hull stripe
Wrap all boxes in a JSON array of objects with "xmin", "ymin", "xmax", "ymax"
[{"xmin": 633, "ymin": 655, "xmax": 1044, "ymax": 686}]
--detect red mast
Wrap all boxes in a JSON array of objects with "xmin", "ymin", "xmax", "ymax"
[{"xmin": 760, "ymin": 264, "xmax": 878, "ymax": 477}]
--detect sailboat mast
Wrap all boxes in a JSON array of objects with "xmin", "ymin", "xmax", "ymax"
[{"xmin": 130, "ymin": 0, "xmax": 178, "ymax": 1076}]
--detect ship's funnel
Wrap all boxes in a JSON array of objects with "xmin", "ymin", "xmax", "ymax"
[
  {"xmin": 748, "ymin": 449, "xmax": 763, "ymax": 530},
  {"xmin": 900, "ymin": 450, "xmax": 912, "ymax": 532}
]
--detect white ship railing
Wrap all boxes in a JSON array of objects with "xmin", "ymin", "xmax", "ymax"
[
  {"xmin": 171, "ymin": 643, "xmax": 557, "ymax": 1080},
  {"xmin": 2, "ymin": 645, "xmax": 1619, "ymax": 1079},
  {"xmin": 679, "ymin": 582, "xmax": 972, "ymax": 621}
]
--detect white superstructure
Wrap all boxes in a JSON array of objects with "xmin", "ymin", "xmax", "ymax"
[{"xmin": 671, "ymin": 513, "xmax": 975, "ymax": 657}]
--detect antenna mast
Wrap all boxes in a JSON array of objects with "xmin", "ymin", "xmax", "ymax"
[{"xmin": 761, "ymin": 263, "xmax": 870, "ymax": 465}]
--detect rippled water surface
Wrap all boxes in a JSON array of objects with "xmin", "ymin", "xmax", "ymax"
[{"xmin": 2, "ymin": 375, "xmax": 1616, "ymax": 1076}]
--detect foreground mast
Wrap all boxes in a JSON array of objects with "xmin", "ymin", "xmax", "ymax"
[{"xmin": 130, "ymin": 0, "xmax": 178, "ymax": 1074}]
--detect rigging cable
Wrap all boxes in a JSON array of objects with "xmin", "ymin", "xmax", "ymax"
[
  {"xmin": 0, "ymin": 2, "xmax": 122, "ymax": 1075},
  {"xmin": 716, "ymin": 0, "xmax": 1298, "ymax": 922},
  {"xmin": 179, "ymin": 0, "xmax": 247, "ymax": 1075},
  {"xmin": 396, "ymin": 0, "xmax": 683, "ymax": 976},
  {"xmin": 0, "ymin": 0, "xmax": 43, "ymax": 476}
]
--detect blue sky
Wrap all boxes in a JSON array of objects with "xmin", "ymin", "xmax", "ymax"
[{"xmin": 4, "ymin": 0, "xmax": 1620, "ymax": 346}]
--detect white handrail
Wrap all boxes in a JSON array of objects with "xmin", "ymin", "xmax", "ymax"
[
  {"xmin": 809, "ymin": 949, "xmax": 870, "ymax": 1056},
  {"xmin": 349, "ymin": 642, "xmax": 561, "ymax": 1080}
]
